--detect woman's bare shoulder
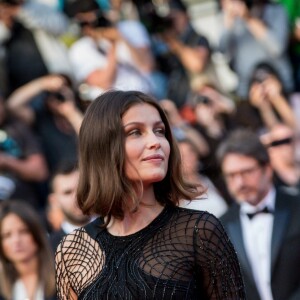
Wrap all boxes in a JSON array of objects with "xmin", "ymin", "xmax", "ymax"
[
  {"xmin": 56, "ymin": 227, "xmax": 103, "ymax": 264},
  {"xmin": 55, "ymin": 227, "xmax": 105, "ymax": 296}
]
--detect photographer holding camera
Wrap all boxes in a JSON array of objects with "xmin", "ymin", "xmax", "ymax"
[
  {"xmin": 219, "ymin": 0, "xmax": 294, "ymax": 100},
  {"xmin": 0, "ymin": 0, "xmax": 72, "ymax": 96},
  {"xmin": 0, "ymin": 94, "xmax": 48, "ymax": 209},
  {"xmin": 249, "ymin": 65, "xmax": 296, "ymax": 129},
  {"xmin": 234, "ymin": 62, "xmax": 296, "ymax": 133},
  {"xmin": 66, "ymin": 0, "xmax": 155, "ymax": 100},
  {"xmin": 135, "ymin": 0, "xmax": 220, "ymax": 108},
  {"xmin": 6, "ymin": 74, "xmax": 82, "ymax": 174}
]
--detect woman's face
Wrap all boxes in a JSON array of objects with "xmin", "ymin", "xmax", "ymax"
[
  {"xmin": 1, "ymin": 213, "xmax": 38, "ymax": 264},
  {"xmin": 122, "ymin": 103, "xmax": 170, "ymax": 187}
]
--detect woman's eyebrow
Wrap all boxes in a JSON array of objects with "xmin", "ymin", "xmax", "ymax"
[{"xmin": 123, "ymin": 121, "xmax": 164, "ymax": 128}]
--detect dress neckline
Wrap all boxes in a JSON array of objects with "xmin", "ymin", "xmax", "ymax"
[{"xmin": 104, "ymin": 205, "xmax": 171, "ymax": 240}]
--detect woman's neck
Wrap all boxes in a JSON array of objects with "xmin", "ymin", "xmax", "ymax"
[
  {"xmin": 15, "ymin": 255, "xmax": 38, "ymax": 278},
  {"xmin": 19, "ymin": 274, "xmax": 39, "ymax": 300},
  {"xmin": 107, "ymin": 187, "xmax": 164, "ymax": 236},
  {"xmin": 15, "ymin": 257, "xmax": 39, "ymax": 300}
]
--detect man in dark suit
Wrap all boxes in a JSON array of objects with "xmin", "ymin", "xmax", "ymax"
[
  {"xmin": 48, "ymin": 160, "xmax": 90, "ymax": 253},
  {"xmin": 217, "ymin": 129, "xmax": 300, "ymax": 300}
]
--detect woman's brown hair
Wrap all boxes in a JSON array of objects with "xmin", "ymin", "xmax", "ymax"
[
  {"xmin": 77, "ymin": 90, "xmax": 201, "ymax": 223},
  {"xmin": 0, "ymin": 200, "xmax": 56, "ymax": 299}
]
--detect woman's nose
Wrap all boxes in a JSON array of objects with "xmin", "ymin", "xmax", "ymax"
[{"xmin": 147, "ymin": 132, "xmax": 161, "ymax": 149}]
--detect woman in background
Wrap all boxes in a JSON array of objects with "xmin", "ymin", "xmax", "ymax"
[{"xmin": 0, "ymin": 200, "xmax": 56, "ymax": 300}]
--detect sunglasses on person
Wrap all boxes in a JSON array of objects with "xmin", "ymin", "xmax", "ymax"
[{"xmin": 267, "ymin": 137, "xmax": 293, "ymax": 148}]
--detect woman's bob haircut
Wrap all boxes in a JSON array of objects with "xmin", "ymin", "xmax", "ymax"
[{"xmin": 77, "ymin": 90, "xmax": 201, "ymax": 223}]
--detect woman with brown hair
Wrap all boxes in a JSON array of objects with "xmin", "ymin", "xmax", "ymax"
[
  {"xmin": 0, "ymin": 200, "xmax": 56, "ymax": 300},
  {"xmin": 55, "ymin": 90, "xmax": 245, "ymax": 299}
]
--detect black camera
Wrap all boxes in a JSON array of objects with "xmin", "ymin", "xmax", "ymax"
[
  {"xmin": 50, "ymin": 91, "xmax": 66, "ymax": 102},
  {"xmin": 79, "ymin": 11, "xmax": 112, "ymax": 28},
  {"xmin": 142, "ymin": 12, "xmax": 173, "ymax": 34},
  {"xmin": 194, "ymin": 95, "xmax": 211, "ymax": 105},
  {"xmin": 132, "ymin": 1, "xmax": 173, "ymax": 34},
  {"xmin": 252, "ymin": 69, "xmax": 270, "ymax": 84}
]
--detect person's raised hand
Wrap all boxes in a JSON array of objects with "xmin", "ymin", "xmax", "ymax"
[
  {"xmin": 221, "ymin": 0, "xmax": 239, "ymax": 28},
  {"xmin": 46, "ymin": 86, "xmax": 76, "ymax": 117},
  {"xmin": 194, "ymin": 102, "xmax": 216, "ymax": 128},
  {"xmin": 38, "ymin": 75, "xmax": 66, "ymax": 93},
  {"xmin": 249, "ymin": 82, "xmax": 267, "ymax": 108},
  {"xmin": 263, "ymin": 76, "xmax": 282, "ymax": 100},
  {"xmin": 294, "ymin": 19, "xmax": 300, "ymax": 41}
]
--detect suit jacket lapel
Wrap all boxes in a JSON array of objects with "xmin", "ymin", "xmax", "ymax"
[
  {"xmin": 271, "ymin": 194, "xmax": 290, "ymax": 273},
  {"xmin": 227, "ymin": 207, "xmax": 255, "ymax": 285}
]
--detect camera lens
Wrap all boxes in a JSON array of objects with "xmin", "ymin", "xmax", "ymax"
[
  {"xmin": 196, "ymin": 95, "xmax": 210, "ymax": 105},
  {"xmin": 51, "ymin": 92, "xmax": 65, "ymax": 102}
]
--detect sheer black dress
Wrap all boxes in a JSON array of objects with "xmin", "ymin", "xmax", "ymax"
[{"xmin": 55, "ymin": 206, "xmax": 245, "ymax": 299}]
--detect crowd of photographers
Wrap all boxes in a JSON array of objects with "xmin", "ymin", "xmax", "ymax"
[{"xmin": 0, "ymin": 0, "xmax": 299, "ymax": 298}]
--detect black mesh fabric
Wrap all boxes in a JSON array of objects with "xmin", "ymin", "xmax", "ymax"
[{"xmin": 55, "ymin": 206, "xmax": 245, "ymax": 299}]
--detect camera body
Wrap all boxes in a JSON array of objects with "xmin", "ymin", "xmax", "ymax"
[
  {"xmin": 142, "ymin": 11, "xmax": 173, "ymax": 34},
  {"xmin": 191, "ymin": 94, "xmax": 211, "ymax": 105},
  {"xmin": 79, "ymin": 11, "xmax": 112, "ymax": 29},
  {"xmin": 132, "ymin": 1, "xmax": 174, "ymax": 34},
  {"xmin": 51, "ymin": 91, "xmax": 66, "ymax": 102},
  {"xmin": 252, "ymin": 69, "xmax": 270, "ymax": 84}
]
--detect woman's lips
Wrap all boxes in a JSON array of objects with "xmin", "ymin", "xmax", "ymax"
[{"xmin": 142, "ymin": 154, "xmax": 164, "ymax": 161}]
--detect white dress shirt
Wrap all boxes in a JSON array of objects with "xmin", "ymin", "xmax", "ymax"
[
  {"xmin": 12, "ymin": 280, "xmax": 44, "ymax": 300},
  {"xmin": 240, "ymin": 186, "xmax": 276, "ymax": 300},
  {"xmin": 61, "ymin": 220, "xmax": 80, "ymax": 235}
]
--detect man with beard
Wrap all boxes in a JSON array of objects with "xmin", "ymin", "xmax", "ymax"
[
  {"xmin": 48, "ymin": 160, "xmax": 90, "ymax": 253},
  {"xmin": 217, "ymin": 129, "xmax": 300, "ymax": 300}
]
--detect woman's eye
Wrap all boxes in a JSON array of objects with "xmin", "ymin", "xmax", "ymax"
[
  {"xmin": 154, "ymin": 128, "xmax": 166, "ymax": 136},
  {"xmin": 127, "ymin": 129, "xmax": 141, "ymax": 136}
]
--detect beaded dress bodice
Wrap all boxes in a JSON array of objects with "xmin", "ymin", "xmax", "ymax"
[{"xmin": 55, "ymin": 206, "xmax": 245, "ymax": 299}]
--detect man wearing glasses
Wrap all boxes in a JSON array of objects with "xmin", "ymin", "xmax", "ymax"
[{"xmin": 217, "ymin": 129, "xmax": 300, "ymax": 300}]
